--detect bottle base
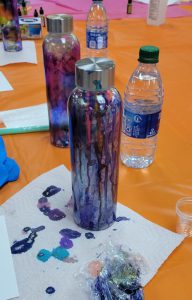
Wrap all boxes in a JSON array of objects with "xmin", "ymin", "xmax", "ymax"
[
  {"xmin": 73, "ymin": 216, "xmax": 115, "ymax": 231},
  {"xmin": 121, "ymin": 155, "xmax": 153, "ymax": 169}
]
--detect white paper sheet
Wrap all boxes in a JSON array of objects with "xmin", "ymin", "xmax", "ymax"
[
  {"xmin": 136, "ymin": 0, "xmax": 180, "ymax": 4},
  {"xmin": 0, "ymin": 214, "xmax": 19, "ymax": 300},
  {"xmin": 2, "ymin": 165, "xmax": 184, "ymax": 300},
  {"xmin": 0, "ymin": 41, "xmax": 37, "ymax": 66},
  {"xmin": 0, "ymin": 104, "xmax": 49, "ymax": 128},
  {"xmin": 0, "ymin": 72, "xmax": 13, "ymax": 92}
]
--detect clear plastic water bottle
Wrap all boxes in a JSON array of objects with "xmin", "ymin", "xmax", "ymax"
[
  {"xmin": 86, "ymin": 0, "xmax": 108, "ymax": 57},
  {"xmin": 121, "ymin": 46, "xmax": 164, "ymax": 168}
]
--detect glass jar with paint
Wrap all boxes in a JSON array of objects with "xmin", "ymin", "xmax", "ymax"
[
  {"xmin": 43, "ymin": 14, "xmax": 80, "ymax": 147},
  {"xmin": 68, "ymin": 58, "xmax": 122, "ymax": 231},
  {"xmin": 2, "ymin": 0, "xmax": 22, "ymax": 52}
]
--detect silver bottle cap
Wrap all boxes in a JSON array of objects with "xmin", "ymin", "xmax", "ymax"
[
  {"xmin": 76, "ymin": 58, "xmax": 115, "ymax": 91},
  {"xmin": 47, "ymin": 14, "xmax": 73, "ymax": 34}
]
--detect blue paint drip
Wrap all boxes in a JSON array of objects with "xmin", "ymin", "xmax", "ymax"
[
  {"xmin": 115, "ymin": 216, "xmax": 130, "ymax": 222},
  {"xmin": 46, "ymin": 287, "xmax": 55, "ymax": 294},
  {"xmin": 85, "ymin": 232, "xmax": 95, "ymax": 239},
  {"xmin": 59, "ymin": 228, "xmax": 81, "ymax": 239}
]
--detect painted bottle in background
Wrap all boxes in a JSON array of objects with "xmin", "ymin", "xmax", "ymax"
[
  {"xmin": 2, "ymin": 0, "xmax": 22, "ymax": 52},
  {"xmin": 147, "ymin": 0, "xmax": 168, "ymax": 26},
  {"xmin": 121, "ymin": 46, "xmax": 164, "ymax": 168},
  {"xmin": 86, "ymin": 0, "xmax": 108, "ymax": 57},
  {"xmin": 43, "ymin": 14, "xmax": 80, "ymax": 147},
  {"xmin": 68, "ymin": 58, "xmax": 122, "ymax": 231}
]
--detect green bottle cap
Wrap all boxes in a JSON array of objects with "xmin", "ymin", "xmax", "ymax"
[{"xmin": 138, "ymin": 46, "xmax": 159, "ymax": 64}]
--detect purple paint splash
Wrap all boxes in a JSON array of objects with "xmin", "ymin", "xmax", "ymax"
[
  {"xmin": 85, "ymin": 232, "xmax": 95, "ymax": 239},
  {"xmin": 60, "ymin": 237, "xmax": 74, "ymax": 249},
  {"xmin": 37, "ymin": 186, "xmax": 66, "ymax": 221},
  {"xmin": 115, "ymin": 216, "xmax": 130, "ymax": 222},
  {"xmin": 42, "ymin": 186, "xmax": 61, "ymax": 197},
  {"xmin": 46, "ymin": 287, "xmax": 55, "ymax": 294},
  {"xmin": 59, "ymin": 228, "xmax": 81, "ymax": 239}
]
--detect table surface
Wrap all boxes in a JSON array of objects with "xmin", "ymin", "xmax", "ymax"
[{"xmin": 1, "ymin": 17, "xmax": 192, "ymax": 300}]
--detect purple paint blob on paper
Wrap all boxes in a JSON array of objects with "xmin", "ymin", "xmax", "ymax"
[
  {"xmin": 46, "ymin": 287, "xmax": 55, "ymax": 294},
  {"xmin": 59, "ymin": 228, "xmax": 81, "ymax": 239},
  {"xmin": 42, "ymin": 185, "xmax": 61, "ymax": 197},
  {"xmin": 85, "ymin": 232, "xmax": 95, "ymax": 239},
  {"xmin": 60, "ymin": 237, "xmax": 73, "ymax": 249},
  {"xmin": 49, "ymin": 209, "xmax": 66, "ymax": 221},
  {"xmin": 37, "ymin": 186, "xmax": 66, "ymax": 221},
  {"xmin": 115, "ymin": 216, "xmax": 130, "ymax": 222}
]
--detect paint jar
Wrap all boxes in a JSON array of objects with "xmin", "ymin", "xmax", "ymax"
[
  {"xmin": 2, "ymin": 0, "xmax": 22, "ymax": 52},
  {"xmin": 68, "ymin": 58, "xmax": 122, "ymax": 230},
  {"xmin": 176, "ymin": 197, "xmax": 192, "ymax": 237},
  {"xmin": 43, "ymin": 14, "xmax": 80, "ymax": 147}
]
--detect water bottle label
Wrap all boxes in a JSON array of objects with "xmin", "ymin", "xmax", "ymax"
[
  {"xmin": 86, "ymin": 29, "xmax": 108, "ymax": 49},
  {"xmin": 123, "ymin": 109, "xmax": 161, "ymax": 139}
]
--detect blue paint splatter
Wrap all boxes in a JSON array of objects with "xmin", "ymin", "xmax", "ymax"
[
  {"xmin": 37, "ymin": 247, "xmax": 69, "ymax": 263},
  {"xmin": 11, "ymin": 226, "xmax": 45, "ymax": 254},
  {"xmin": 115, "ymin": 216, "xmax": 130, "ymax": 222},
  {"xmin": 85, "ymin": 232, "xmax": 95, "ymax": 239},
  {"xmin": 59, "ymin": 228, "xmax": 81, "ymax": 239},
  {"xmin": 42, "ymin": 186, "xmax": 61, "ymax": 197},
  {"xmin": 46, "ymin": 287, "xmax": 55, "ymax": 294},
  {"xmin": 37, "ymin": 249, "xmax": 52, "ymax": 262},
  {"xmin": 52, "ymin": 247, "xmax": 69, "ymax": 261},
  {"xmin": 60, "ymin": 237, "xmax": 73, "ymax": 249}
]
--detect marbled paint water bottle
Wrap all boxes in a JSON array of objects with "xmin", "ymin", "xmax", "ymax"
[
  {"xmin": 2, "ymin": 0, "xmax": 22, "ymax": 52},
  {"xmin": 68, "ymin": 58, "xmax": 122, "ymax": 230},
  {"xmin": 43, "ymin": 14, "xmax": 80, "ymax": 147}
]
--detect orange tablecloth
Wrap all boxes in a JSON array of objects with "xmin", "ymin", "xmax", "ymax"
[{"xmin": 1, "ymin": 17, "xmax": 192, "ymax": 300}]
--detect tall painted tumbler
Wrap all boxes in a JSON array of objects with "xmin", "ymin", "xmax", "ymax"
[
  {"xmin": 43, "ymin": 14, "xmax": 80, "ymax": 147},
  {"xmin": 68, "ymin": 58, "xmax": 122, "ymax": 230},
  {"xmin": 2, "ymin": 0, "xmax": 22, "ymax": 52}
]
